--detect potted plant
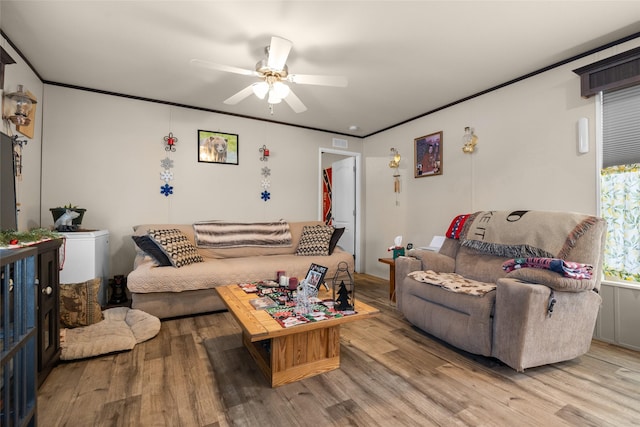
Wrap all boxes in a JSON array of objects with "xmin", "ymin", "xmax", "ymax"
[{"xmin": 50, "ymin": 203, "xmax": 86, "ymax": 226}]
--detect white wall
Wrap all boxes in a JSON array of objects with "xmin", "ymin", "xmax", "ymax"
[
  {"xmin": 1, "ymin": 35, "xmax": 44, "ymax": 231},
  {"xmin": 40, "ymin": 86, "xmax": 363, "ymax": 275},
  {"xmin": 363, "ymin": 38, "xmax": 640, "ymax": 279},
  {"xmin": 9, "ymin": 33, "xmax": 640, "ymax": 284}
]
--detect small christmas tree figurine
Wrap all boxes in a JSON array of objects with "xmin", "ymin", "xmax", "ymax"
[{"xmin": 335, "ymin": 280, "xmax": 353, "ymax": 311}]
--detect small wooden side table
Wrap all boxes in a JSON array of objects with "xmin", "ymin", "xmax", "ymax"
[{"xmin": 378, "ymin": 257, "xmax": 396, "ymax": 302}]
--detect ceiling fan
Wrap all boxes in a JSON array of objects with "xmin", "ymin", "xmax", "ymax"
[{"xmin": 191, "ymin": 36, "xmax": 348, "ymax": 113}]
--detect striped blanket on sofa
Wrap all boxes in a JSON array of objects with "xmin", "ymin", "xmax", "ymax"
[{"xmin": 193, "ymin": 221, "xmax": 292, "ymax": 248}]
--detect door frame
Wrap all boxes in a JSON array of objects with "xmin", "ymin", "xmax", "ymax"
[{"xmin": 318, "ymin": 148, "xmax": 362, "ymax": 272}]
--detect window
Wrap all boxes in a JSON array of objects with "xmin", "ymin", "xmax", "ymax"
[{"xmin": 600, "ymin": 85, "xmax": 640, "ymax": 283}]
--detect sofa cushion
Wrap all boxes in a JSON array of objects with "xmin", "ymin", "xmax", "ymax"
[
  {"xmin": 295, "ymin": 224, "xmax": 334, "ymax": 256},
  {"xmin": 132, "ymin": 235, "xmax": 172, "ymax": 266},
  {"xmin": 148, "ymin": 228, "xmax": 204, "ymax": 268},
  {"xmin": 59, "ymin": 278, "xmax": 104, "ymax": 328},
  {"xmin": 328, "ymin": 227, "xmax": 345, "ymax": 254}
]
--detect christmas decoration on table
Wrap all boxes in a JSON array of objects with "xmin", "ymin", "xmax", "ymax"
[
  {"xmin": 294, "ymin": 279, "xmax": 318, "ymax": 315},
  {"xmin": 331, "ymin": 261, "xmax": 356, "ymax": 313},
  {"xmin": 164, "ymin": 132, "xmax": 178, "ymax": 152}
]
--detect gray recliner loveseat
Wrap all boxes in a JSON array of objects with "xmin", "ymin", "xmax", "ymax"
[{"xmin": 395, "ymin": 210, "xmax": 607, "ymax": 371}]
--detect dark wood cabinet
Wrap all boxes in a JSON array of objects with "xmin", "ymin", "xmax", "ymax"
[{"xmin": 35, "ymin": 239, "xmax": 63, "ymax": 387}]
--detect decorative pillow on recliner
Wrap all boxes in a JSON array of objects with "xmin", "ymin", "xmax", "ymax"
[
  {"xmin": 506, "ymin": 268, "xmax": 596, "ymax": 292},
  {"xmin": 131, "ymin": 235, "xmax": 172, "ymax": 266},
  {"xmin": 328, "ymin": 227, "xmax": 345, "ymax": 254},
  {"xmin": 59, "ymin": 278, "xmax": 104, "ymax": 328},
  {"xmin": 148, "ymin": 228, "xmax": 204, "ymax": 268},
  {"xmin": 295, "ymin": 225, "xmax": 334, "ymax": 256}
]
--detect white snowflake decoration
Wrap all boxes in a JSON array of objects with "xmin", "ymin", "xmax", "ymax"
[
  {"xmin": 261, "ymin": 179, "xmax": 271, "ymax": 189},
  {"xmin": 160, "ymin": 157, "xmax": 174, "ymax": 169},
  {"xmin": 160, "ymin": 170, "xmax": 174, "ymax": 182},
  {"xmin": 261, "ymin": 166, "xmax": 271, "ymax": 177}
]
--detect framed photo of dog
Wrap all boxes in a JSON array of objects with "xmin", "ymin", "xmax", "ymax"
[
  {"xmin": 414, "ymin": 131, "xmax": 443, "ymax": 178},
  {"xmin": 198, "ymin": 130, "xmax": 239, "ymax": 165}
]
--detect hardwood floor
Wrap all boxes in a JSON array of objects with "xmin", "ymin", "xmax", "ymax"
[{"xmin": 38, "ymin": 274, "xmax": 640, "ymax": 426}]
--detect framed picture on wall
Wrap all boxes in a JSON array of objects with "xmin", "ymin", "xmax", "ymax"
[
  {"xmin": 198, "ymin": 130, "xmax": 239, "ymax": 165},
  {"xmin": 414, "ymin": 131, "xmax": 443, "ymax": 178}
]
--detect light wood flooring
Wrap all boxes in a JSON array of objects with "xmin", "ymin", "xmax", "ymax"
[{"xmin": 38, "ymin": 274, "xmax": 640, "ymax": 426}]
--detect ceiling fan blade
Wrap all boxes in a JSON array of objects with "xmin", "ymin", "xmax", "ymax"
[
  {"xmin": 284, "ymin": 89, "xmax": 307, "ymax": 113},
  {"xmin": 267, "ymin": 36, "xmax": 292, "ymax": 71},
  {"xmin": 224, "ymin": 85, "xmax": 255, "ymax": 105},
  {"xmin": 190, "ymin": 59, "xmax": 258, "ymax": 77},
  {"xmin": 287, "ymin": 73, "xmax": 348, "ymax": 87}
]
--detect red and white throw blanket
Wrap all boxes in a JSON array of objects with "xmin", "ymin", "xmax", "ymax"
[{"xmin": 502, "ymin": 258, "xmax": 593, "ymax": 280}]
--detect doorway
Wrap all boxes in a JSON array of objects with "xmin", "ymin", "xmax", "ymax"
[{"xmin": 318, "ymin": 148, "xmax": 362, "ymax": 272}]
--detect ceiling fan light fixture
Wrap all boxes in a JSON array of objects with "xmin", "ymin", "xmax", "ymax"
[
  {"xmin": 251, "ymin": 82, "xmax": 269, "ymax": 99},
  {"xmin": 267, "ymin": 90, "xmax": 282, "ymax": 104},
  {"xmin": 272, "ymin": 81, "xmax": 290, "ymax": 99}
]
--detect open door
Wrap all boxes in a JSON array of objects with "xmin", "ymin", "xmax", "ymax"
[
  {"xmin": 319, "ymin": 148, "xmax": 361, "ymax": 272},
  {"xmin": 331, "ymin": 156, "xmax": 356, "ymax": 256}
]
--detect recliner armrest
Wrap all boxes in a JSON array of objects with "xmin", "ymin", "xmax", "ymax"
[
  {"xmin": 506, "ymin": 268, "xmax": 596, "ymax": 292},
  {"xmin": 407, "ymin": 249, "xmax": 456, "ymax": 273}
]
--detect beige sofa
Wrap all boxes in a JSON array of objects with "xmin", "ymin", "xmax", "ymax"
[
  {"xmin": 395, "ymin": 210, "xmax": 607, "ymax": 371},
  {"xmin": 127, "ymin": 221, "xmax": 353, "ymax": 319}
]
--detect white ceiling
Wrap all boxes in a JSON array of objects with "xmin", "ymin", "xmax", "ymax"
[{"xmin": 2, "ymin": 1, "xmax": 640, "ymax": 137}]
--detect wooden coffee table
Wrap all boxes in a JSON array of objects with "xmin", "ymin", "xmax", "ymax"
[{"xmin": 216, "ymin": 284, "xmax": 379, "ymax": 387}]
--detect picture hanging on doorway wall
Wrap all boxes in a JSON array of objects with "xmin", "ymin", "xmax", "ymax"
[
  {"xmin": 414, "ymin": 131, "xmax": 443, "ymax": 178},
  {"xmin": 197, "ymin": 130, "xmax": 239, "ymax": 165}
]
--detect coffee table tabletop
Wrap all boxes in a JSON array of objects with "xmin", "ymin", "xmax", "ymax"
[{"xmin": 216, "ymin": 283, "xmax": 380, "ymax": 386}]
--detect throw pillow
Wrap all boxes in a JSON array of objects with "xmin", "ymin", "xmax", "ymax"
[
  {"xmin": 59, "ymin": 278, "xmax": 104, "ymax": 328},
  {"xmin": 147, "ymin": 228, "xmax": 204, "ymax": 268},
  {"xmin": 328, "ymin": 227, "xmax": 345, "ymax": 254},
  {"xmin": 131, "ymin": 235, "xmax": 172, "ymax": 266},
  {"xmin": 295, "ymin": 225, "xmax": 334, "ymax": 256}
]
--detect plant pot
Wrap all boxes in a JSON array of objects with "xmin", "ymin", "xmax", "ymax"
[{"xmin": 50, "ymin": 208, "xmax": 86, "ymax": 226}]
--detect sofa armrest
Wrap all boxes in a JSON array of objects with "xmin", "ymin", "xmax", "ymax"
[
  {"xmin": 492, "ymin": 277, "xmax": 601, "ymax": 371},
  {"xmin": 407, "ymin": 249, "xmax": 456, "ymax": 273},
  {"xmin": 394, "ymin": 256, "xmax": 420, "ymax": 311},
  {"xmin": 506, "ymin": 268, "xmax": 596, "ymax": 292}
]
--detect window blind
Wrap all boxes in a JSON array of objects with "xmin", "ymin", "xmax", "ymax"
[{"xmin": 602, "ymin": 85, "xmax": 640, "ymax": 168}]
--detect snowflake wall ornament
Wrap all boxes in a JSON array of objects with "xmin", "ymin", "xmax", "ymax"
[
  {"xmin": 160, "ymin": 184, "xmax": 174, "ymax": 197},
  {"xmin": 261, "ymin": 166, "xmax": 271, "ymax": 177},
  {"xmin": 159, "ymin": 136, "xmax": 175, "ymax": 196},
  {"xmin": 261, "ymin": 179, "xmax": 271, "ymax": 189},
  {"xmin": 160, "ymin": 170, "xmax": 174, "ymax": 182},
  {"xmin": 160, "ymin": 157, "xmax": 174, "ymax": 169},
  {"xmin": 261, "ymin": 191, "xmax": 271, "ymax": 201}
]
